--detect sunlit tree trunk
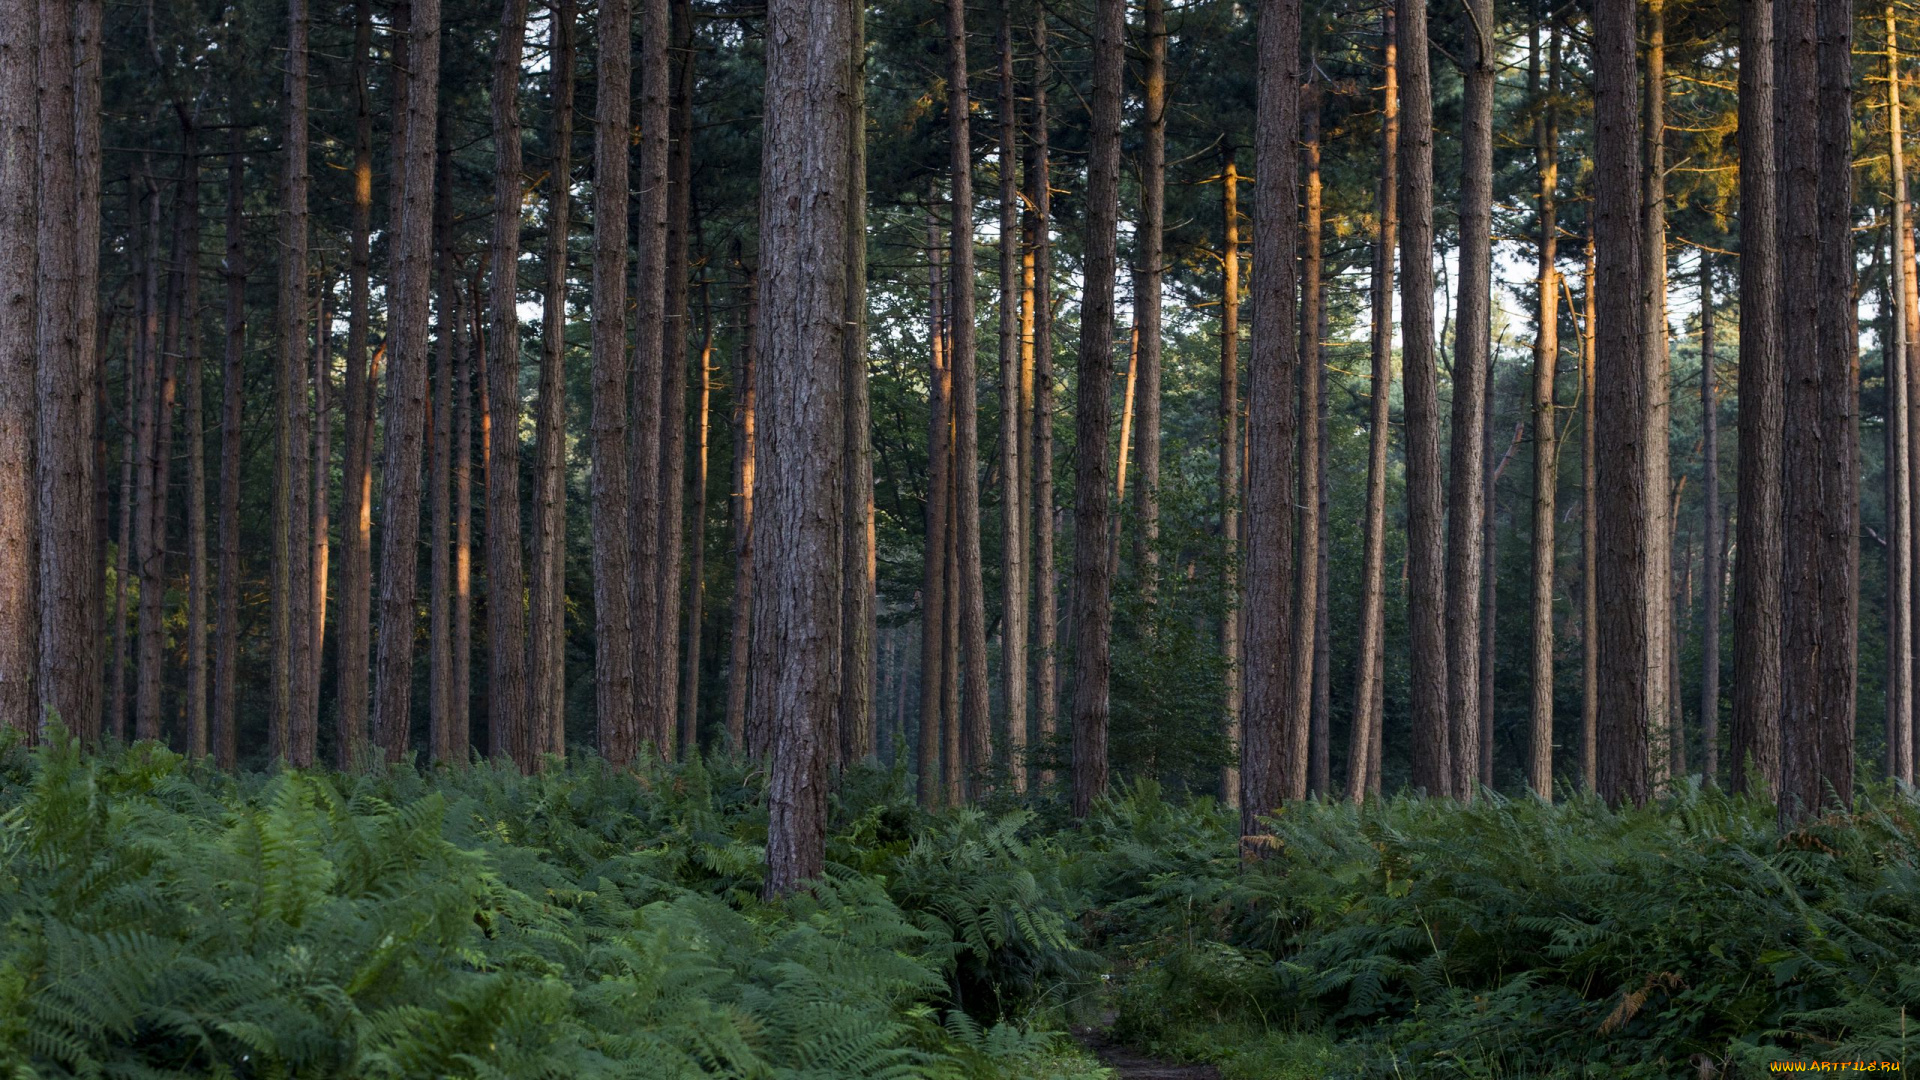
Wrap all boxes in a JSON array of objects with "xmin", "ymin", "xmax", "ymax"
[
  {"xmin": 682, "ymin": 289, "xmax": 714, "ymax": 753},
  {"xmin": 1292, "ymin": 89, "xmax": 1322, "ymax": 800},
  {"xmin": 1527, "ymin": 13, "xmax": 1561, "ymax": 797},
  {"xmin": 726, "ymin": 266, "xmax": 757, "ymax": 752},
  {"xmin": 1221, "ymin": 148, "xmax": 1245, "ymax": 806},
  {"xmin": 0, "ymin": 0, "xmax": 37, "ymax": 737},
  {"xmin": 310, "ymin": 280, "xmax": 329, "ymax": 747},
  {"xmin": 1131, "ymin": 0, "xmax": 1165, "ymax": 595},
  {"xmin": 1580, "ymin": 236, "xmax": 1598, "ymax": 789},
  {"xmin": 337, "ymin": 0, "xmax": 375, "ymax": 768},
  {"xmin": 1029, "ymin": 7, "xmax": 1057, "ymax": 788},
  {"xmin": 1643, "ymin": 0, "xmax": 1672, "ymax": 791},
  {"xmin": 1884, "ymin": 2, "xmax": 1914, "ymax": 786}
]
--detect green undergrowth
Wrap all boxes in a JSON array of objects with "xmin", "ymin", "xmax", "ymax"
[{"xmin": 2, "ymin": 728, "xmax": 1918, "ymax": 1078}]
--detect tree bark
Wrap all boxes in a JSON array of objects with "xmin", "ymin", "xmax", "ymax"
[
  {"xmin": 682, "ymin": 288, "xmax": 714, "ymax": 754},
  {"xmin": 273, "ymin": 0, "xmax": 313, "ymax": 764},
  {"xmin": 996, "ymin": 0, "xmax": 1025, "ymax": 787},
  {"xmin": 310, "ymin": 280, "xmax": 329, "ymax": 745},
  {"xmin": 1070, "ymin": 0, "xmax": 1128, "ymax": 818},
  {"xmin": 183, "ymin": 124, "xmax": 208, "ymax": 760},
  {"xmin": 1221, "ymin": 148, "xmax": 1245, "ymax": 806},
  {"xmin": 1699, "ymin": 256, "xmax": 1725, "ymax": 785},
  {"xmin": 1885, "ymin": 1, "xmax": 1914, "ymax": 786},
  {"xmin": 589, "ymin": 0, "xmax": 637, "ymax": 766},
  {"xmin": 841, "ymin": 0, "xmax": 875, "ymax": 766},
  {"xmin": 1527, "ymin": 14, "xmax": 1561, "ymax": 798},
  {"xmin": 214, "ymin": 134, "xmax": 244, "ymax": 768},
  {"xmin": 0, "ymin": 0, "xmax": 37, "ymax": 737},
  {"xmin": 755, "ymin": 0, "xmax": 851, "ymax": 897},
  {"xmin": 111, "ymin": 334, "xmax": 133, "ymax": 742},
  {"xmin": 1029, "ymin": 7, "xmax": 1057, "ymax": 789},
  {"xmin": 533, "ymin": 0, "xmax": 575, "ymax": 761},
  {"xmin": 946, "ymin": 0, "xmax": 991, "ymax": 795},
  {"xmin": 1131, "ymin": 0, "xmax": 1165, "ymax": 594},
  {"xmin": 627, "ymin": 0, "xmax": 670, "ymax": 759},
  {"xmin": 1732, "ymin": 0, "xmax": 1783, "ymax": 797},
  {"xmin": 337, "ymin": 0, "xmax": 375, "ymax": 769},
  {"xmin": 1292, "ymin": 91, "xmax": 1322, "ymax": 799},
  {"xmin": 1446, "ymin": 0, "xmax": 1495, "ymax": 799},
  {"xmin": 659, "ymin": 0, "xmax": 695, "ymax": 754},
  {"xmin": 1777, "ymin": 0, "xmax": 1858, "ymax": 824},
  {"xmin": 918, "ymin": 221, "xmax": 950, "ymax": 804},
  {"xmin": 1399, "ymin": 0, "xmax": 1448, "ymax": 797},
  {"xmin": 1643, "ymin": 0, "xmax": 1672, "ymax": 791},
  {"xmin": 457, "ymin": 281, "xmax": 475, "ymax": 758},
  {"xmin": 372, "ymin": 0, "xmax": 441, "ymax": 764},
  {"xmin": 73, "ymin": 0, "xmax": 104, "ymax": 739},
  {"xmin": 726, "ymin": 265, "xmax": 758, "ymax": 752},
  {"xmin": 1580, "ymin": 236, "xmax": 1598, "ymax": 789},
  {"xmin": 429, "ymin": 163, "xmax": 455, "ymax": 764},
  {"xmin": 1594, "ymin": 0, "xmax": 1649, "ymax": 807},
  {"xmin": 135, "ymin": 163, "xmax": 169, "ymax": 746},
  {"xmin": 1348, "ymin": 1, "xmax": 1397, "ymax": 804}
]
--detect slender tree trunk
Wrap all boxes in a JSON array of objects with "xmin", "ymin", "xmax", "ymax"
[
  {"xmin": 841, "ymin": 0, "xmax": 875, "ymax": 766},
  {"xmin": 111, "ymin": 337, "xmax": 134, "ymax": 741},
  {"xmin": 1778, "ymin": 0, "xmax": 1858, "ymax": 823},
  {"xmin": 486, "ymin": 0, "xmax": 532, "ymax": 768},
  {"xmin": 337, "ymin": 0, "xmax": 375, "ymax": 769},
  {"xmin": 0, "ymin": 0, "xmax": 36, "ymax": 737},
  {"xmin": 273, "ymin": 0, "xmax": 313, "ymax": 764},
  {"xmin": 1700, "ymin": 256, "xmax": 1725, "ymax": 785},
  {"xmin": 756, "ymin": 0, "xmax": 852, "ymax": 897},
  {"xmin": 1643, "ymin": 0, "xmax": 1672, "ymax": 790},
  {"xmin": 682, "ymin": 289, "xmax": 714, "ymax": 753},
  {"xmin": 1029, "ymin": 7, "xmax": 1057, "ymax": 788},
  {"xmin": 941, "ymin": 422, "xmax": 962, "ymax": 803},
  {"xmin": 996, "ymin": 0, "xmax": 1025, "ymax": 788},
  {"xmin": 1885, "ymin": 2, "xmax": 1914, "ymax": 786},
  {"xmin": 1131, "ymin": 0, "xmax": 1165, "ymax": 593},
  {"xmin": 74, "ymin": 0, "xmax": 105, "ymax": 739},
  {"xmin": 135, "ymin": 165, "xmax": 168, "ymax": 746},
  {"xmin": 1348, "ymin": 1, "xmax": 1397, "ymax": 804},
  {"xmin": 310, "ymin": 281, "xmax": 329, "ymax": 739},
  {"xmin": 1482, "ymin": 368, "xmax": 1507, "ymax": 790},
  {"xmin": 1222, "ymin": 149, "xmax": 1245, "ymax": 806},
  {"xmin": 214, "ymin": 135, "xmax": 244, "ymax": 768},
  {"xmin": 659, "ymin": 0, "xmax": 695, "ymax": 754},
  {"xmin": 1312, "ymin": 300, "xmax": 1331, "ymax": 795},
  {"xmin": 726, "ymin": 266, "xmax": 758, "ymax": 752},
  {"xmin": 1292, "ymin": 90, "xmax": 1322, "ymax": 799},
  {"xmin": 1446, "ymin": 0, "xmax": 1495, "ymax": 799},
  {"xmin": 372, "ymin": 0, "xmax": 442, "ymax": 764},
  {"xmin": 1733, "ymin": 0, "xmax": 1783, "ymax": 797},
  {"xmin": 183, "ymin": 129, "xmax": 208, "ymax": 760},
  {"xmin": 1580, "ymin": 236, "xmax": 1598, "ymax": 789},
  {"xmin": 627, "ymin": 0, "xmax": 670, "ymax": 759},
  {"xmin": 946, "ymin": 0, "xmax": 991, "ymax": 794},
  {"xmin": 918, "ymin": 222, "xmax": 950, "ymax": 804},
  {"xmin": 457, "ymin": 282, "xmax": 475, "ymax": 758},
  {"xmin": 1594, "ymin": 0, "xmax": 1650, "ymax": 807},
  {"xmin": 1527, "ymin": 14, "xmax": 1561, "ymax": 797},
  {"xmin": 532, "ymin": 0, "xmax": 575, "ymax": 760},
  {"xmin": 429, "ymin": 154, "xmax": 455, "ymax": 763},
  {"xmin": 1399, "ymin": 0, "xmax": 1448, "ymax": 797},
  {"xmin": 589, "ymin": 0, "xmax": 637, "ymax": 765},
  {"xmin": 1070, "ymin": 0, "xmax": 1127, "ymax": 818},
  {"xmin": 1118, "ymin": 329, "xmax": 1136, "ymax": 509}
]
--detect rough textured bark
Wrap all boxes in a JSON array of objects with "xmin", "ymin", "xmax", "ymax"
[
  {"xmin": 755, "ymin": 0, "xmax": 850, "ymax": 897},
  {"xmin": 996, "ymin": 0, "xmax": 1024, "ymax": 788},
  {"xmin": 1029, "ymin": 8, "xmax": 1057, "ymax": 788},
  {"xmin": 1527, "ymin": 15, "xmax": 1560, "ymax": 798},
  {"xmin": 1399, "ymin": 0, "xmax": 1448, "ymax": 797},
  {"xmin": 659, "ymin": 0, "xmax": 694, "ymax": 754},
  {"xmin": 1292, "ymin": 92, "xmax": 1322, "ymax": 800},
  {"xmin": 1131, "ymin": 0, "xmax": 1165, "ymax": 592},
  {"xmin": 1070, "ymin": 0, "xmax": 1127, "ymax": 819},
  {"xmin": 1580, "ymin": 236, "xmax": 1597, "ymax": 789},
  {"xmin": 337, "ymin": 0, "xmax": 375, "ymax": 770},
  {"xmin": 589, "ymin": 0, "xmax": 637, "ymax": 766},
  {"xmin": 273, "ymin": 0, "xmax": 313, "ymax": 764},
  {"xmin": 1348, "ymin": 2, "xmax": 1396, "ymax": 805},
  {"xmin": 456, "ymin": 287, "xmax": 474, "ymax": 758},
  {"xmin": 918, "ymin": 225, "xmax": 950, "ymax": 805},
  {"xmin": 1446, "ymin": 0, "xmax": 1495, "ymax": 799},
  {"xmin": 372, "ymin": 0, "xmax": 441, "ymax": 764},
  {"xmin": 1777, "ymin": 0, "xmax": 1857, "ymax": 824},
  {"xmin": 1886, "ymin": 2, "xmax": 1914, "ymax": 787},
  {"xmin": 486, "ymin": 0, "xmax": 532, "ymax": 768},
  {"xmin": 840, "ymin": 0, "xmax": 874, "ymax": 767},
  {"xmin": 183, "ymin": 127, "xmax": 208, "ymax": 760},
  {"xmin": 310, "ymin": 283, "xmax": 330, "ymax": 743},
  {"xmin": 1221, "ymin": 149, "xmax": 1244, "ymax": 806},
  {"xmin": 947, "ymin": 0, "xmax": 991, "ymax": 795},
  {"xmin": 111, "ymin": 339, "xmax": 132, "ymax": 742},
  {"xmin": 1699, "ymin": 257, "xmax": 1725, "ymax": 785},
  {"xmin": 1643, "ymin": 0, "xmax": 1672, "ymax": 789},
  {"xmin": 725, "ymin": 267, "xmax": 757, "ymax": 752},
  {"xmin": 213, "ymin": 135, "xmax": 244, "ymax": 768},
  {"xmin": 1732, "ymin": 0, "xmax": 1782, "ymax": 797},
  {"xmin": 0, "ymin": 0, "xmax": 37, "ymax": 737},
  {"xmin": 134, "ymin": 166, "xmax": 167, "ymax": 746},
  {"xmin": 1594, "ymin": 0, "xmax": 1649, "ymax": 807},
  {"xmin": 74, "ymin": 0, "xmax": 103, "ymax": 738},
  {"xmin": 681, "ymin": 292, "xmax": 714, "ymax": 754},
  {"xmin": 629, "ymin": 0, "xmax": 670, "ymax": 759},
  {"xmin": 532, "ymin": 0, "xmax": 575, "ymax": 760},
  {"xmin": 429, "ymin": 165, "xmax": 455, "ymax": 764}
]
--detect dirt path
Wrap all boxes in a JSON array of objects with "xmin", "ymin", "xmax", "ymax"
[{"xmin": 1072, "ymin": 1026, "xmax": 1221, "ymax": 1080}]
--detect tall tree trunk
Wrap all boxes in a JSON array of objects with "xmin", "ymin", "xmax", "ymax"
[
  {"xmin": 533, "ymin": 0, "xmax": 575, "ymax": 760},
  {"xmin": 73, "ymin": 0, "xmax": 105, "ymax": 739},
  {"xmin": 1029, "ymin": 7, "xmax": 1057, "ymax": 788},
  {"xmin": 1293, "ymin": 90, "xmax": 1322, "ymax": 799},
  {"xmin": 682, "ymin": 288, "xmax": 714, "ymax": 753},
  {"xmin": 214, "ymin": 135, "xmax": 244, "ymax": 768},
  {"xmin": 134, "ymin": 164, "xmax": 167, "ymax": 746},
  {"xmin": 1482, "ymin": 366, "xmax": 1506, "ymax": 789},
  {"xmin": 1447, "ymin": 0, "xmax": 1495, "ymax": 799},
  {"xmin": 947, "ymin": 0, "xmax": 991, "ymax": 794},
  {"xmin": 274, "ymin": 0, "xmax": 313, "ymax": 764},
  {"xmin": 310, "ymin": 281, "xmax": 329, "ymax": 737},
  {"xmin": 457, "ymin": 282, "xmax": 475, "ymax": 758},
  {"xmin": 1885, "ymin": 1, "xmax": 1914, "ymax": 786},
  {"xmin": 941, "ymin": 416, "xmax": 962, "ymax": 803},
  {"xmin": 338, "ymin": 0, "xmax": 375, "ymax": 769},
  {"xmin": 430, "ymin": 165, "xmax": 454, "ymax": 764},
  {"xmin": 486, "ymin": 0, "xmax": 531, "ymax": 768},
  {"xmin": 1778, "ymin": 0, "xmax": 1858, "ymax": 823},
  {"xmin": 1070, "ymin": 0, "xmax": 1127, "ymax": 818},
  {"xmin": 726, "ymin": 266, "xmax": 758, "ymax": 752},
  {"xmin": 629, "ymin": 0, "xmax": 671, "ymax": 759},
  {"xmin": 1312, "ymin": 298, "xmax": 1332, "ymax": 796},
  {"xmin": 1221, "ymin": 148, "xmax": 1245, "ymax": 806},
  {"xmin": 111, "ymin": 337, "xmax": 134, "ymax": 741},
  {"xmin": 1580, "ymin": 236, "xmax": 1598, "ymax": 789},
  {"xmin": 918, "ymin": 221, "xmax": 950, "ymax": 804},
  {"xmin": 1349, "ymin": 0, "xmax": 1397, "ymax": 804},
  {"xmin": 1527, "ymin": 13, "xmax": 1561, "ymax": 797},
  {"xmin": 1131, "ymin": 0, "xmax": 1165, "ymax": 593},
  {"xmin": 372, "ymin": 0, "xmax": 441, "ymax": 764},
  {"xmin": 1594, "ymin": 0, "xmax": 1650, "ymax": 807},
  {"xmin": 1399, "ymin": 0, "xmax": 1449, "ymax": 797},
  {"xmin": 1733, "ymin": 0, "xmax": 1783, "ymax": 796},
  {"xmin": 841, "ymin": 0, "xmax": 874, "ymax": 766},
  {"xmin": 996, "ymin": 0, "xmax": 1025, "ymax": 787},
  {"xmin": 756, "ymin": 0, "xmax": 851, "ymax": 897},
  {"xmin": 589, "ymin": 0, "xmax": 637, "ymax": 765},
  {"xmin": 0, "ymin": 0, "xmax": 36, "ymax": 737},
  {"xmin": 1699, "ymin": 256, "xmax": 1725, "ymax": 785},
  {"xmin": 183, "ymin": 126, "xmax": 208, "ymax": 760},
  {"xmin": 1643, "ymin": 0, "xmax": 1672, "ymax": 791},
  {"xmin": 659, "ymin": 0, "xmax": 695, "ymax": 754}
]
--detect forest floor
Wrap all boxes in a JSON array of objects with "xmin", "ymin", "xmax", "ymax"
[{"xmin": 1075, "ymin": 1017, "xmax": 1221, "ymax": 1079}]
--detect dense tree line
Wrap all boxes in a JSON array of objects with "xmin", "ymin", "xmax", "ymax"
[{"xmin": 0, "ymin": 0, "xmax": 1909, "ymax": 888}]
